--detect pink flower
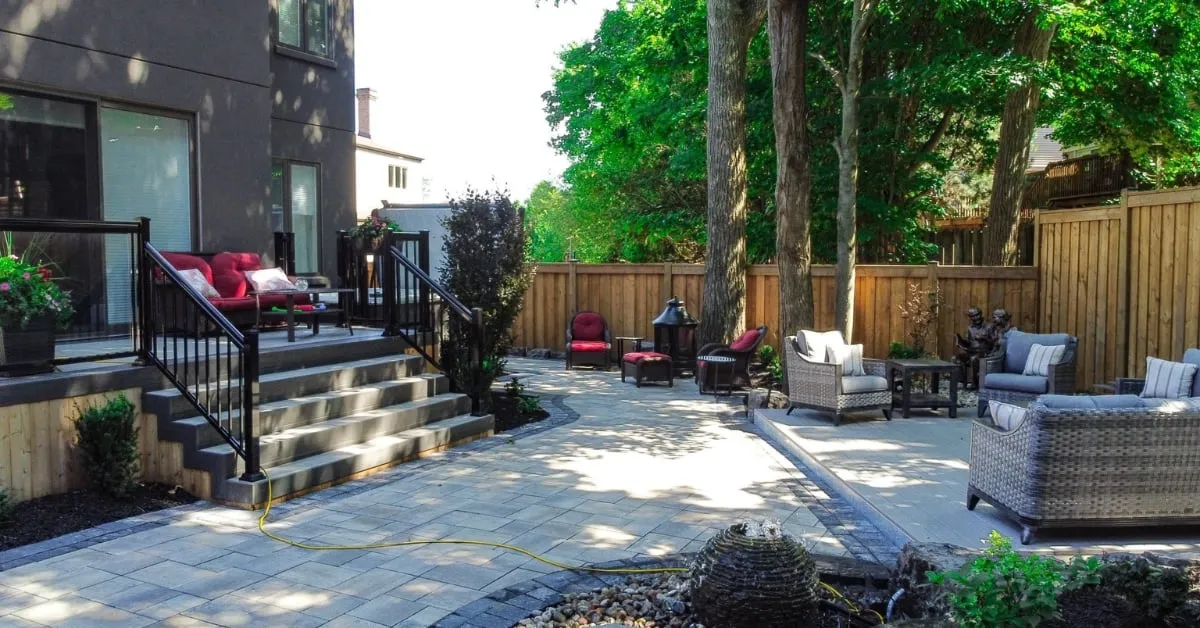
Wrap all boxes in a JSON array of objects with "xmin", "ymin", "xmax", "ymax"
[
  {"xmin": 0, "ymin": 282, "xmax": 9, "ymax": 291},
  {"xmin": 22, "ymin": 272, "xmax": 30, "ymax": 280}
]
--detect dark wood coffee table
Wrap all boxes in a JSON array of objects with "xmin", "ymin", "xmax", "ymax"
[
  {"xmin": 257, "ymin": 288, "xmax": 355, "ymax": 342},
  {"xmin": 886, "ymin": 359, "xmax": 960, "ymax": 418}
]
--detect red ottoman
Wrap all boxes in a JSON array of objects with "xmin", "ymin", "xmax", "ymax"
[{"xmin": 621, "ymin": 352, "xmax": 674, "ymax": 387}]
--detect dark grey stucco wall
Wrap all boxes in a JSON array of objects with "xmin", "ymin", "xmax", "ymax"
[
  {"xmin": 270, "ymin": 0, "xmax": 357, "ymax": 278},
  {"xmin": 0, "ymin": 1, "xmax": 275, "ymax": 258}
]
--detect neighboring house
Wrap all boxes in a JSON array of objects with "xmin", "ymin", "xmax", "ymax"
[
  {"xmin": 0, "ymin": 0, "xmax": 356, "ymax": 328},
  {"xmin": 355, "ymin": 88, "xmax": 425, "ymax": 217},
  {"xmin": 1027, "ymin": 127, "xmax": 1066, "ymax": 174}
]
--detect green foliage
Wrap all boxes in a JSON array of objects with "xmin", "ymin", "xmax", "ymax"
[
  {"xmin": 757, "ymin": 344, "xmax": 782, "ymax": 386},
  {"xmin": 928, "ymin": 531, "xmax": 1101, "ymax": 628},
  {"xmin": 517, "ymin": 395, "xmax": 543, "ymax": 414},
  {"xmin": 1098, "ymin": 557, "xmax": 1191, "ymax": 619},
  {"xmin": 74, "ymin": 395, "xmax": 140, "ymax": 498},
  {"xmin": 0, "ymin": 487, "xmax": 13, "ymax": 526},
  {"xmin": 0, "ymin": 236, "xmax": 74, "ymax": 330},
  {"xmin": 887, "ymin": 342, "xmax": 927, "ymax": 360},
  {"xmin": 503, "ymin": 377, "xmax": 525, "ymax": 398},
  {"xmin": 349, "ymin": 209, "xmax": 400, "ymax": 241},
  {"xmin": 439, "ymin": 189, "xmax": 535, "ymax": 411}
]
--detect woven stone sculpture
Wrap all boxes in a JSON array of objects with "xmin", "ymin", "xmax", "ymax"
[{"xmin": 689, "ymin": 521, "xmax": 819, "ymax": 627}]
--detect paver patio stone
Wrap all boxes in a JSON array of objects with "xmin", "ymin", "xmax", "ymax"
[{"xmin": 347, "ymin": 595, "xmax": 429, "ymax": 625}]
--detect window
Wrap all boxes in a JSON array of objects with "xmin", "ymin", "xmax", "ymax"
[
  {"xmin": 272, "ymin": 159, "xmax": 321, "ymax": 274},
  {"xmin": 387, "ymin": 165, "xmax": 408, "ymax": 189},
  {"xmin": 277, "ymin": 0, "xmax": 330, "ymax": 57}
]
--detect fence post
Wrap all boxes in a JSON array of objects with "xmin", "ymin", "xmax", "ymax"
[
  {"xmin": 662, "ymin": 262, "xmax": 673, "ymax": 308},
  {"xmin": 926, "ymin": 261, "xmax": 941, "ymax": 356},
  {"xmin": 567, "ymin": 257, "xmax": 578, "ymax": 315},
  {"xmin": 240, "ymin": 329, "xmax": 263, "ymax": 482},
  {"xmin": 135, "ymin": 217, "xmax": 152, "ymax": 365},
  {"xmin": 381, "ymin": 230, "xmax": 399, "ymax": 336},
  {"xmin": 1115, "ymin": 188, "xmax": 1131, "ymax": 380},
  {"xmin": 418, "ymin": 230, "xmax": 432, "ymax": 329},
  {"xmin": 470, "ymin": 307, "xmax": 485, "ymax": 416}
]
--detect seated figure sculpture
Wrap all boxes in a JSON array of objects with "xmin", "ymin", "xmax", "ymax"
[{"xmin": 955, "ymin": 307, "xmax": 995, "ymax": 390}]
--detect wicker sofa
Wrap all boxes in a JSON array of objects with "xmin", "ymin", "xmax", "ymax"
[
  {"xmin": 783, "ymin": 331, "xmax": 891, "ymax": 425},
  {"xmin": 978, "ymin": 330, "xmax": 1078, "ymax": 417},
  {"xmin": 968, "ymin": 394, "xmax": 1200, "ymax": 544}
]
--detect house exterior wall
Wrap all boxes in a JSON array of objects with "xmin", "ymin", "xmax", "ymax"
[
  {"xmin": 356, "ymin": 148, "xmax": 424, "ymax": 217},
  {"xmin": 0, "ymin": 0, "xmax": 356, "ymax": 278}
]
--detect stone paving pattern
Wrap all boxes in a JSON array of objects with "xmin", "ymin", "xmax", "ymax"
[{"xmin": 0, "ymin": 359, "xmax": 874, "ymax": 627}]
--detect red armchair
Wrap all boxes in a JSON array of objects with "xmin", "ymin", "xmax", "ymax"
[
  {"xmin": 698, "ymin": 325, "xmax": 767, "ymax": 390},
  {"xmin": 566, "ymin": 311, "xmax": 611, "ymax": 370}
]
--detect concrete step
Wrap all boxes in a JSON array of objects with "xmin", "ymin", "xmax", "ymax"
[
  {"xmin": 165, "ymin": 374, "xmax": 449, "ymax": 451},
  {"xmin": 258, "ymin": 334, "xmax": 414, "ymax": 374},
  {"xmin": 144, "ymin": 354, "xmax": 425, "ymax": 422},
  {"xmin": 215, "ymin": 412, "xmax": 495, "ymax": 505},
  {"xmin": 194, "ymin": 394, "xmax": 473, "ymax": 481}
]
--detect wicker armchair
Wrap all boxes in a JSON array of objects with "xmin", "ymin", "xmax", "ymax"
[
  {"xmin": 968, "ymin": 395, "xmax": 1200, "ymax": 544},
  {"xmin": 1114, "ymin": 348, "xmax": 1200, "ymax": 397},
  {"xmin": 782, "ymin": 332, "xmax": 891, "ymax": 425},
  {"xmin": 977, "ymin": 330, "xmax": 1077, "ymax": 417},
  {"xmin": 565, "ymin": 311, "xmax": 611, "ymax": 370},
  {"xmin": 698, "ymin": 325, "xmax": 767, "ymax": 390}
]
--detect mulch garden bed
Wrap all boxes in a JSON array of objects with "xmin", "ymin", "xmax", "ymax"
[
  {"xmin": 0, "ymin": 483, "xmax": 197, "ymax": 551},
  {"xmin": 492, "ymin": 393, "xmax": 551, "ymax": 432}
]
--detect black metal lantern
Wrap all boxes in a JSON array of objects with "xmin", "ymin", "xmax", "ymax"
[{"xmin": 653, "ymin": 296, "xmax": 699, "ymax": 374}]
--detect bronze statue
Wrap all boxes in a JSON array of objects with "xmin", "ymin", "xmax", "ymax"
[
  {"xmin": 988, "ymin": 308, "xmax": 1013, "ymax": 347},
  {"xmin": 955, "ymin": 307, "xmax": 996, "ymax": 389}
]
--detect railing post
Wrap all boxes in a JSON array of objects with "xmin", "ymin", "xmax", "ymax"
[
  {"xmin": 470, "ymin": 307, "xmax": 485, "ymax": 416},
  {"xmin": 135, "ymin": 217, "xmax": 152, "ymax": 365},
  {"xmin": 381, "ymin": 231, "xmax": 399, "ymax": 336},
  {"xmin": 240, "ymin": 329, "xmax": 263, "ymax": 482},
  {"xmin": 418, "ymin": 230, "xmax": 431, "ymax": 330}
]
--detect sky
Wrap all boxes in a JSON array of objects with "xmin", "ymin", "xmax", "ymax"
[{"xmin": 353, "ymin": 0, "xmax": 616, "ymax": 202}]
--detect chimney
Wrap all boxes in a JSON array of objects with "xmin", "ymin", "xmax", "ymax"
[{"xmin": 356, "ymin": 87, "xmax": 376, "ymax": 138}]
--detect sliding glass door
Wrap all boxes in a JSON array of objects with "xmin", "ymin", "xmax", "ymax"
[{"xmin": 271, "ymin": 159, "xmax": 320, "ymax": 274}]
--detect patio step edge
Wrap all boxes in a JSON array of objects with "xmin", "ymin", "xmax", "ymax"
[{"xmin": 215, "ymin": 412, "xmax": 496, "ymax": 506}]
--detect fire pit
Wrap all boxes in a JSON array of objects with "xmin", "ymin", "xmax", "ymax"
[{"xmin": 652, "ymin": 296, "xmax": 699, "ymax": 375}]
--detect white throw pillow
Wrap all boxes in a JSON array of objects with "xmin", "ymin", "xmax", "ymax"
[
  {"xmin": 1022, "ymin": 343, "xmax": 1066, "ymax": 377},
  {"xmin": 800, "ymin": 330, "xmax": 845, "ymax": 362},
  {"xmin": 177, "ymin": 268, "xmax": 220, "ymax": 299},
  {"xmin": 827, "ymin": 343, "xmax": 866, "ymax": 376},
  {"xmin": 244, "ymin": 267, "xmax": 297, "ymax": 293},
  {"xmin": 988, "ymin": 401, "xmax": 1028, "ymax": 431},
  {"xmin": 1140, "ymin": 357, "xmax": 1199, "ymax": 399}
]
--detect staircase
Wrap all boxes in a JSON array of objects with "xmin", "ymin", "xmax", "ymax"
[{"xmin": 141, "ymin": 335, "xmax": 494, "ymax": 506}]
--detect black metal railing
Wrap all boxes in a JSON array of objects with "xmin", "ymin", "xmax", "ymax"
[
  {"xmin": 337, "ymin": 229, "xmax": 430, "ymax": 326},
  {"xmin": 142, "ymin": 243, "xmax": 261, "ymax": 480},
  {"xmin": 382, "ymin": 237, "xmax": 485, "ymax": 415},
  {"xmin": 0, "ymin": 217, "xmax": 149, "ymax": 365}
]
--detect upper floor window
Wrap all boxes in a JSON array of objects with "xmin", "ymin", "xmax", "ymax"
[
  {"xmin": 278, "ymin": 0, "xmax": 330, "ymax": 58},
  {"xmin": 388, "ymin": 165, "xmax": 408, "ymax": 189}
]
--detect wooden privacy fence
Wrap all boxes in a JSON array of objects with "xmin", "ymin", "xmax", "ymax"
[
  {"xmin": 1038, "ymin": 186, "xmax": 1200, "ymax": 389},
  {"xmin": 512, "ymin": 262, "xmax": 1038, "ymax": 362}
]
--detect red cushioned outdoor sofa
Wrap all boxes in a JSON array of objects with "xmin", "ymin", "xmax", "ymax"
[
  {"xmin": 158, "ymin": 251, "xmax": 309, "ymax": 333},
  {"xmin": 565, "ymin": 311, "xmax": 611, "ymax": 370}
]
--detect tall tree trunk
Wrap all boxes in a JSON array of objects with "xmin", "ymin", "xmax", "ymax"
[
  {"xmin": 700, "ymin": 0, "xmax": 767, "ymax": 345},
  {"xmin": 829, "ymin": 0, "xmax": 876, "ymax": 340},
  {"xmin": 982, "ymin": 11, "xmax": 1056, "ymax": 266},
  {"xmin": 770, "ymin": 0, "xmax": 814, "ymax": 343}
]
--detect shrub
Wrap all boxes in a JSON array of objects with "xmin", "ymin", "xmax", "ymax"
[
  {"xmin": 0, "ymin": 487, "xmax": 13, "ymax": 526},
  {"xmin": 757, "ymin": 344, "xmax": 782, "ymax": 387},
  {"xmin": 928, "ymin": 531, "xmax": 1101, "ymax": 627},
  {"xmin": 439, "ymin": 188, "xmax": 536, "ymax": 412},
  {"xmin": 74, "ymin": 395, "xmax": 140, "ymax": 497},
  {"xmin": 895, "ymin": 281, "xmax": 941, "ymax": 357}
]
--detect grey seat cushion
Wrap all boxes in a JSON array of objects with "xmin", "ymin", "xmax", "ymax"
[
  {"xmin": 984, "ymin": 372, "xmax": 1049, "ymax": 394},
  {"xmin": 1003, "ymin": 330, "xmax": 1071, "ymax": 374},
  {"xmin": 1039, "ymin": 394, "xmax": 1143, "ymax": 409},
  {"xmin": 841, "ymin": 375, "xmax": 889, "ymax": 394},
  {"xmin": 1184, "ymin": 348, "xmax": 1200, "ymax": 397}
]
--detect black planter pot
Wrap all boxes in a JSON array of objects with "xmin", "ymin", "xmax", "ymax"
[{"xmin": 0, "ymin": 314, "xmax": 56, "ymax": 376}]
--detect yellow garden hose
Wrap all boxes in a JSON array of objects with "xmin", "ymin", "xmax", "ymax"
[{"xmin": 254, "ymin": 467, "xmax": 885, "ymax": 624}]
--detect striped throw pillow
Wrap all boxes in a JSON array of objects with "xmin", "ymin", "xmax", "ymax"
[
  {"xmin": 988, "ymin": 401, "xmax": 1028, "ymax": 431},
  {"xmin": 826, "ymin": 343, "xmax": 865, "ymax": 376},
  {"xmin": 1022, "ymin": 343, "xmax": 1066, "ymax": 377},
  {"xmin": 1140, "ymin": 357, "xmax": 1199, "ymax": 399}
]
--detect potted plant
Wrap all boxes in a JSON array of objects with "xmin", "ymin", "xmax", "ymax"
[
  {"xmin": 350, "ymin": 209, "xmax": 401, "ymax": 251},
  {"xmin": 0, "ymin": 251, "xmax": 74, "ymax": 376}
]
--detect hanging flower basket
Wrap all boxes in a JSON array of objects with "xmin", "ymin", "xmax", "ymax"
[
  {"xmin": 0, "ymin": 312, "xmax": 56, "ymax": 376},
  {"xmin": 689, "ymin": 521, "xmax": 820, "ymax": 627}
]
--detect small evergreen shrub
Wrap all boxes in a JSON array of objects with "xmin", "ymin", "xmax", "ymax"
[
  {"xmin": 74, "ymin": 395, "xmax": 140, "ymax": 497},
  {"xmin": 928, "ymin": 531, "xmax": 1101, "ymax": 627},
  {"xmin": 0, "ymin": 487, "xmax": 13, "ymax": 526}
]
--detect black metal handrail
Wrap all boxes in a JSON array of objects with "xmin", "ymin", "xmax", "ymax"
[
  {"xmin": 0, "ymin": 217, "xmax": 149, "ymax": 365},
  {"xmin": 382, "ymin": 238, "xmax": 485, "ymax": 415},
  {"xmin": 337, "ymin": 230, "xmax": 430, "ymax": 326},
  {"xmin": 142, "ymin": 242, "xmax": 261, "ymax": 480}
]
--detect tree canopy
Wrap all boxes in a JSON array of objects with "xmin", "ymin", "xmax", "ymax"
[{"xmin": 531, "ymin": 0, "xmax": 1200, "ymax": 264}]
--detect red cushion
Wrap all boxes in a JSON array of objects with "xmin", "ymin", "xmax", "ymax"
[
  {"xmin": 208, "ymin": 296, "xmax": 257, "ymax": 311},
  {"xmin": 570, "ymin": 340, "xmax": 608, "ymax": 353},
  {"xmin": 729, "ymin": 329, "xmax": 761, "ymax": 352},
  {"xmin": 257, "ymin": 294, "xmax": 312, "ymax": 308},
  {"xmin": 162, "ymin": 252, "xmax": 212, "ymax": 284},
  {"xmin": 623, "ymin": 351, "xmax": 670, "ymax": 363},
  {"xmin": 571, "ymin": 312, "xmax": 607, "ymax": 342},
  {"xmin": 210, "ymin": 252, "xmax": 264, "ymax": 298}
]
